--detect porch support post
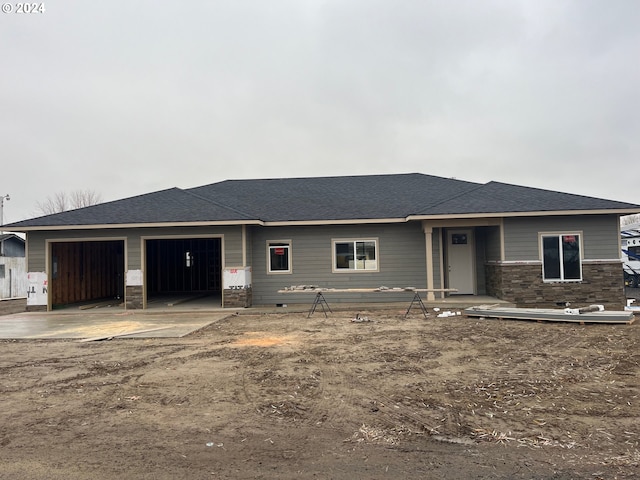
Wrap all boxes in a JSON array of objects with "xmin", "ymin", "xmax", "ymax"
[
  {"xmin": 422, "ymin": 222, "xmax": 435, "ymax": 301},
  {"xmin": 241, "ymin": 224, "xmax": 247, "ymax": 266}
]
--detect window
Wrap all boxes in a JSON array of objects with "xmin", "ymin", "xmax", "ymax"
[
  {"xmin": 451, "ymin": 233, "xmax": 468, "ymax": 245},
  {"xmin": 268, "ymin": 241, "xmax": 291, "ymax": 273},
  {"xmin": 542, "ymin": 234, "xmax": 581, "ymax": 281},
  {"xmin": 333, "ymin": 239, "xmax": 378, "ymax": 272}
]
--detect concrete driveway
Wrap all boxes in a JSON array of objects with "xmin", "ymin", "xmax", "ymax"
[{"xmin": 0, "ymin": 309, "xmax": 232, "ymax": 340}]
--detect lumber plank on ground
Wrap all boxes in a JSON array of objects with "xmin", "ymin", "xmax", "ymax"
[
  {"xmin": 77, "ymin": 326, "xmax": 174, "ymax": 342},
  {"xmin": 78, "ymin": 300, "xmax": 121, "ymax": 310},
  {"xmin": 464, "ymin": 306, "xmax": 635, "ymax": 324},
  {"xmin": 278, "ymin": 287, "xmax": 458, "ymax": 293}
]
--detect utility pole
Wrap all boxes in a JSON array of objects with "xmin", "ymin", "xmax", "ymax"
[{"xmin": 0, "ymin": 193, "xmax": 10, "ymax": 232}]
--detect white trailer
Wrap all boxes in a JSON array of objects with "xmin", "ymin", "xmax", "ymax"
[{"xmin": 622, "ymin": 224, "xmax": 640, "ymax": 288}]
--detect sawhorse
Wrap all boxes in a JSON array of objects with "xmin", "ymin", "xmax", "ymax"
[
  {"xmin": 308, "ymin": 292, "xmax": 332, "ymax": 318},
  {"xmin": 405, "ymin": 292, "xmax": 429, "ymax": 319}
]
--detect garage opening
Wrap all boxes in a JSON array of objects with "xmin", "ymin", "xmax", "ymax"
[
  {"xmin": 50, "ymin": 240, "xmax": 125, "ymax": 309},
  {"xmin": 145, "ymin": 237, "xmax": 222, "ymax": 308}
]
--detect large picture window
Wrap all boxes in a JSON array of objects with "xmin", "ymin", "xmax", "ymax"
[
  {"xmin": 268, "ymin": 241, "xmax": 291, "ymax": 274},
  {"xmin": 542, "ymin": 234, "xmax": 581, "ymax": 281},
  {"xmin": 333, "ymin": 239, "xmax": 378, "ymax": 272}
]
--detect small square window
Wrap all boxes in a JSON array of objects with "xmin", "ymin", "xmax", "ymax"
[
  {"xmin": 268, "ymin": 241, "xmax": 291, "ymax": 274},
  {"xmin": 451, "ymin": 234, "xmax": 467, "ymax": 245}
]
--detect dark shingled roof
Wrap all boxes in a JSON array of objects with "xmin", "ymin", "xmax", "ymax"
[
  {"xmin": 421, "ymin": 181, "xmax": 639, "ymax": 215},
  {"xmin": 187, "ymin": 173, "xmax": 481, "ymax": 221},
  {"xmin": 8, "ymin": 188, "xmax": 255, "ymax": 228},
  {"xmin": 5, "ymin": 173, "xmax": 639, "ymax": 228}
]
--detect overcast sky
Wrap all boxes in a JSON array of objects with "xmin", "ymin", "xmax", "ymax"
[{"xmin": 1, "ymin": 0, "xmax": 639, "ymax": 224}]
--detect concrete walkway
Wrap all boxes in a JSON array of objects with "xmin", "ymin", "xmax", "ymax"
[
  {"xmin": 0, "ymin": 309, "xmax": 233, "ymax": 340},
  {"xmin": 0, "ymin": 294, "xmax": 514, "ymax": 340}
]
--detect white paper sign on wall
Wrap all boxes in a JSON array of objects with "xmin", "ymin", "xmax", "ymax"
[
  {"xmin": 223, "ymin": 266, "xmax": 252, "ymax": 289},
  {"xmin": 126, "ymin": 269, "xmax": 143, "ymax": 286},
  {"xmin": 26, "ymin": 271, "xmax": 48, "ymax": 306}
]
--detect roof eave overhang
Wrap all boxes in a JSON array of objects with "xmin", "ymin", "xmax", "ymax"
[
  {"xmin": 407, "ymin": 208, "xmax": 640, "ymax": 221},
  {"xmin": 8, "ymin": 219, "xmax": 264, "ymax": 232},
  {"xmin": 8, "ymin": 208, "xmax": 638, "ymax": 232},
  {"xmin": 267, "ymin": 208, "xmax": 640, "ymax": 226}
]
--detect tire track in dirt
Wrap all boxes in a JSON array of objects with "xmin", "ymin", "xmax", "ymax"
[
  {"xmin": 239, "ymin": 348, "xmax": 329, "ymax": 426},
  {"xmin": 0, "ymin": 344, "xmax": 193, "ymax": 394}
]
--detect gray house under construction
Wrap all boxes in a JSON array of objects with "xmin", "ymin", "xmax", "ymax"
[{"xmin": 5, "ymin": 173, "xmax": 639, "ymax": 312}]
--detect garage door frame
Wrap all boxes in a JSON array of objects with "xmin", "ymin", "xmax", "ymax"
[
  {"xmin": 141, "ymin": 234, "xmax": 225, "ymax": 309},
  {"xmin": 46, "ymin": 237, "xmax": 127, "ymax": 311}
]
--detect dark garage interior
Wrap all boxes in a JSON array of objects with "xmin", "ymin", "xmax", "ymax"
[
  {"xmin": 50, "ymin": 240, "xmax": 125, "ymax": 308},
  {"xmin": 145, "ymin": 238, "xmax": 222, "ymax": 306}
]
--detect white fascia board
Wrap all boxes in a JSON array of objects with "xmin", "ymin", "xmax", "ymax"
[
  {"xmin": 10, "ymin": 207, "xmax": 639, "ymax": 232},
  {"xmin": 11, "ymin": 220, "xmax": 264, "ymax": 232},
  {"xmin": 408, "ymin": 208, "xmax": 640, "ymax": 221},
  {"xmin": 262, "ymin": 217, "xmax": 406, "ymax": 227}
]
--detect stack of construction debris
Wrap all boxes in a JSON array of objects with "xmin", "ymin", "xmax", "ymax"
[
  {"xmin": 283, "ymin": 285, "xmax": 323, "ymax": 291},
  {"xmin": 351, "ymin": 313, "xmax": 372, "ymax": 323},
  {"xmin": 433, "ymin": 307, "xmax": 462, "ymax": 318}
]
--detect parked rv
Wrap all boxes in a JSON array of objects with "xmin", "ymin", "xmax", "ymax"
[{"xmin": 622, "ymin": 223, "xmax": 640, "ymax": 288}]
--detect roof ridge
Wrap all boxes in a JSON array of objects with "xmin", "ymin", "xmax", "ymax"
[
  {"xmin": 181, "ymin": 188, "xmax": 257, "ymax": 219},
  {"xmin": 416, "ymin": 181, "xmax": 487, "ymax": 214}
]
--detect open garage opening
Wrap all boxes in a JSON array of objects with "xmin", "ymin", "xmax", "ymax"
[
  {"xmin": 145, "ymin": 237, "xmax": 222, "ymax": 309},
  {"xmin": 50, "ymin": 240, "xmax": 125, "ymax": 310}
]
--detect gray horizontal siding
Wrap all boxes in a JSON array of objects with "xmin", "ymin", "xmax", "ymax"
[
  {"xmin": 26, "ymin": 230, "xmax": 129, "ymax": 272},
  {"xmin": 26, "ymin": 225, "xmax": 244, "ymax": 273},
  {"xmin": 481, "ymin": 226, "xmax": 502, "ymax": 262},
  {"xmin": 503, "ymin": 214, "xmax": 620, "ymax": 261},
  {"xmin": 250, "ymin": 223, "xmax": 430, "ymax": 305},
  {"xmin": 474, "ymin": 228, "xmax": 487, "ymax": 294}
]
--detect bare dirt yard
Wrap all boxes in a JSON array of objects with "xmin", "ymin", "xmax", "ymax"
[{"xmin": 1, "ymin": 306, "xmax": 639, "ymax": 479}]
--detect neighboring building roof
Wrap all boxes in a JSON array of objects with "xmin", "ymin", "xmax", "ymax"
[
  {"xmin": 5, "ymin": 173, "xmax": 640, "ymax": 230},
  {"xmin": 0, "ymin": 233, "xmax": 26, "ymax": 257},
  {"xmin": 0, "ymin": 233, "xmax": 24, "ymax": 242}
]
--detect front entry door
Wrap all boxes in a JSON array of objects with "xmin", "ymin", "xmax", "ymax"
[{"xmin": 447, "ymin": 229, "xmax": 474, "ymax": 295}]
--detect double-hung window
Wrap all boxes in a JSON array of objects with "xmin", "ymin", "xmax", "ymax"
[
  {"xmin": 333, "ymin": 239, "xmax": 378, "ymax": 272},
  {"xmin": 268, "ymin": 241, "xmax": 291, "ymax": 274},
  {"xmin": 541, "ymin": 233, "xmax": 582, "ymax": 281}
]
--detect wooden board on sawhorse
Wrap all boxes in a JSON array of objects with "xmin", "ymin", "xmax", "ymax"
[
  {"xmin": 405, "ymin": 292, "xmax": 429, "ymax": 319},
  {"xmin": 308, "ymin": 292, "xmax": 332, "ymax": 318}
]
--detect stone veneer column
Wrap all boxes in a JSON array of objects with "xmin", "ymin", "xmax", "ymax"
[
  {"xmin": 223, "ymin": 287, "xmax": 253, "ymax": 308},
  {"xmin": 125, "ymin": 286, "xmax": 143, "ymax": 309},
  {"xmin": 26, "ymin": 305, "xmax": 47, "ymax": 312}
]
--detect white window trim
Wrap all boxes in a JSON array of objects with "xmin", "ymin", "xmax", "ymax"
[
  {"xmin": 332, "ymin": 238, "xmax": 379, "ymax": 273},
  {"xmin": 539, "ymin": 232, "xmax": 583, "ymax": 282},
  {"xmin": 267, "ymin": 240, "xmax": 292, "ymax": 274}
]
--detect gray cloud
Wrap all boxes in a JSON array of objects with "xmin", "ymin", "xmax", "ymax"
[{"xmin": 1, "ymin": 0, "xmax": 638, "ymax": 224}]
